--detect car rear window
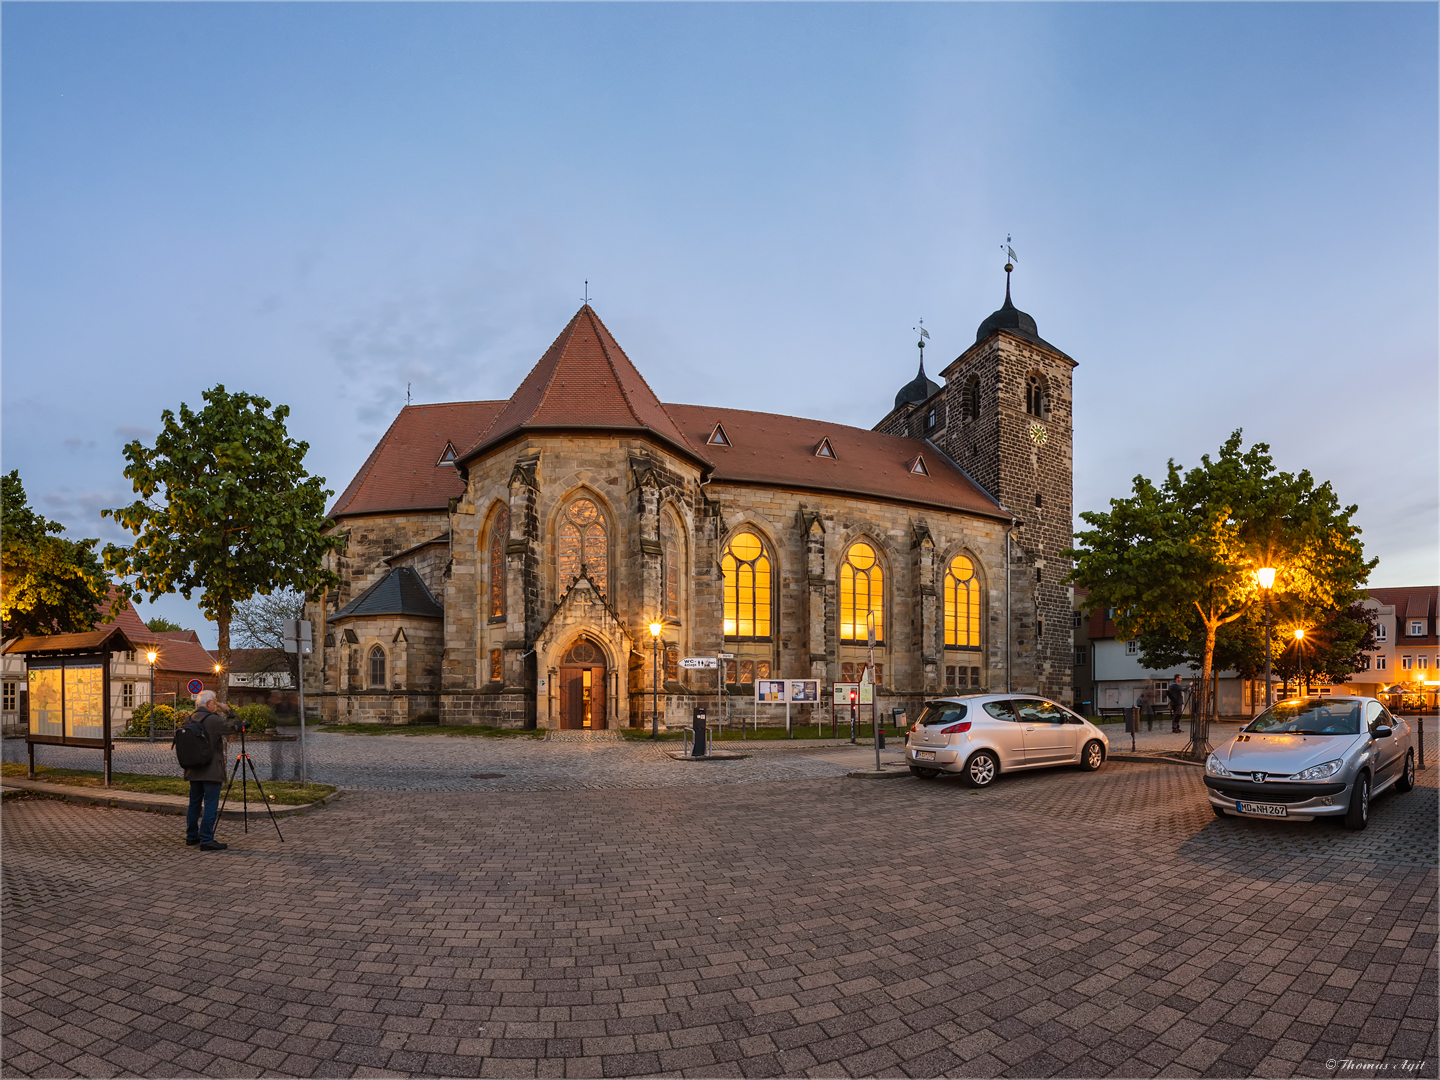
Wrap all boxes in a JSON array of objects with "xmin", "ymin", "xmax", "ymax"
[
  {"xmin": 1245, "ymin": 700, "xmax": 1361, "ymax": 735},
  {"xmin": 917, "ymin": 704, "xmax": 967, "ymax": 726}
]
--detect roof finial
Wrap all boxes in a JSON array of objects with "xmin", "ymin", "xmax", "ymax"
[
  {"xmin": 1001, "ymin": 235, "xmax": 1017, "ymax": 304},
  {"xmin": 406, "ymin": 381, "xmax": 412, "ymax": 407},
  {"xmin": 582, "ymin": 280, "xmax": 590, "ymax": 306},
  {"xmin": 913, "ymin": 318, "xmax": 929, "ymax": 371}
]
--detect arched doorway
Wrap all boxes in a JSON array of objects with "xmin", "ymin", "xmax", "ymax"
[{"xmin": 559, "ymin": 637, "xmax": 607, "ymax": 729}]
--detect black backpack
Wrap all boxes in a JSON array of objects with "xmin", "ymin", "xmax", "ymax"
[{"xmin": 173, "ymin": 715, "xmax": 214, "ymax": 770}]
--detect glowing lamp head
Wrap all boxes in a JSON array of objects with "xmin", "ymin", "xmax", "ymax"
[
  {"xmin": 649, "ymin": 621, "xmax": 663, "ymax": 639},
  {"xmin": 1255, "ymin": 567, "xmax": 1276, "ymax": 590},
  {"xmin": 146, "ymin": 651, "xmax": 157, "ymax": 664},
  {"xmin": 214, "ymin": 663, "xmax": 222, "ymax": 673},
  {"xmin": 1293, "ymin": 629, "xmax": 1305, "ymax": 641}
]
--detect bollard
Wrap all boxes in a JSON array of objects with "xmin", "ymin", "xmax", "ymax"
[
  {"xmin": 1420, "ymin": 717, "xmax": 1426, "ymax": 771},
  {"xmin": 692, "ymin": 707, "xmax": 707, "ymax": 758}
]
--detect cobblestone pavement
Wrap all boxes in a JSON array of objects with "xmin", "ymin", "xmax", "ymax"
[
  {"xmin": 3, "ymin": 753, "xmax": 1436, "ymax": 1079},
  {"xmin": 4, "ymin": 733, "xmax": 879, "ymax": 793}
]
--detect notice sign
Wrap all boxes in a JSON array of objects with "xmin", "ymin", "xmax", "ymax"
[
  {"xmin": 756, "ymin": 679, "xmax": 786, "ymax": 703},
  {"xmin": 860, "ymin": 682, "xmax": 875, "ymax": 705},
  {"xmin": 788, "ymin": 679, "xmax": 820, "ymax": 703},
  {"xmin": 833, "ymin": 682, "xmax": 859, "ymax": 705},
  {"xmin": 680, "ymin": 657, "xmax": 718, "ymax": 670}
]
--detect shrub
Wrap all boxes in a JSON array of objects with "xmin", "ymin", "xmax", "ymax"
[
  {"xmin": 125, "ymin": 702, "xmax": 176, "ymax": 737},
  {"xmin": 234, "ymin": 703, "xmax": 276, "ymax": 732}
]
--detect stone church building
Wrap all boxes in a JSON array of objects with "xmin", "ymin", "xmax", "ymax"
[{"xmin": 305, "ymin": 277, "xmax": 1076, "ymax": 729}]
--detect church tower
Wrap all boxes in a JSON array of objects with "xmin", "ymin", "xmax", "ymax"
[{"xmin": 874, "ymin": 264, "xmax": 1076, "ymax": 703}]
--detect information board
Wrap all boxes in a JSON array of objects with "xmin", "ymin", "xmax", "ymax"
[
  {"xmin": 833, "ymin": 682, "xmax": 859, "ymax": 705},
  {"xmin": 756, "ymin": 679, "xmax": 786, "ymax": 703},
  {"xmin": 788, "ymin": 679, "xmax": 820, "ymax": 703}
]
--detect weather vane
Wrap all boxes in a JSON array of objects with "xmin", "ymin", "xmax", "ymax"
[
  {"xmin": 913, "ymin": 318, "xmax": 929, "ymax": 358},
  {"xmin": 1001, "ymin": 235, "xmax": 1017, "ymax": 291},
  {"xmin": 406, "ymin": 382, "xmax": 412, "ymax": 407}
]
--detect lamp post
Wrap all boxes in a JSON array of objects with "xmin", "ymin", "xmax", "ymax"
[
  {"xmin": 1293, "ymin": 628, "xmax": 1306, "ymax": 696},
  {"xmin": 146, "ymin": 650, "xmax": 158, "ymax": 741},
  {"xmin": 649, "ymin": 621, "xmax": 663, "ymax": 739},
  {"xmin": 1256, "ymin": 568, "xmax": 1276, "ymax": 708}
]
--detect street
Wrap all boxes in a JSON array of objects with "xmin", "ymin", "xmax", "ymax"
[{"xmin": 2, "ymin": 734, "xmax": 1435, "ymax": 1079}]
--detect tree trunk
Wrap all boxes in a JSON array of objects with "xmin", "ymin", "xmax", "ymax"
[
  {"xmin": 216, "ymin": 607, "xmax": 231, "ymax": 705},
  {"xmin": 1187, "ymin": 619, "xmax": 1219, "ymax": 761}
]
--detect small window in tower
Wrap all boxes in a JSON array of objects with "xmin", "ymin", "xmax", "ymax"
[
  {"xmin": 1035, "ymin": 567, "xmax": 1042, "ymax": 583},
  {"xmin": 707, "ymin": 423, "xmax": 731, "ymax": 447},
  {"xmin": 1035, "ymin": 493, "xmax": 1043, "ymax": 508},
  {"xmin": 814, "ymin": 437, "xmax": 836, "ymax": 459},
  {"xmin": 436, "ymin": 442, "xmax": 458, "ymax": 466},
  {"xmin": 906, "ymin": 454, "xmax": 929, "ymax": 476},
  {"xmin": 926, "ymin": 409, "xmax": 936, "ymax": 429}
]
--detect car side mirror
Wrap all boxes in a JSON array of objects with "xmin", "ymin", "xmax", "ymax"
[{"xmin": 1373, "ymin": 726, "xmax": 1392, "ymax": 739}]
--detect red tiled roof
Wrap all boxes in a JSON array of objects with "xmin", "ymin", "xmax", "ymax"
[
  {"xmin": 1369, "ymin": 587, "xmax": 1438, "ymax": 614},
  {"xmin": 330, "ymin": 401, "xmax": 502, "ymax": 519},
  {"xmin": 664, "ymin": 404, "xmax": 1008, "ymax": 518},
  {"xmin": 97, "ymin": 589, "xmax": 217, "ymax": 674},
  {"xmin": 461, "ymin": 306, "xmax": 704, "ymax": 465}
]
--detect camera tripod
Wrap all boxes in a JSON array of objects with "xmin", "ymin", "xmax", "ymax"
[{"xmin": 218, "ymin": 723, "xmax": 284, "ymax": 841}]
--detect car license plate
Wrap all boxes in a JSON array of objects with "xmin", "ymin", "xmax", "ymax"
[
  {"xmin": 916, "ymin": 750, "xmax": 936, "ymax": 761},
  {"xmin": 1236, "ymin": 801, "xmax": 1287, "ymax": 817}
]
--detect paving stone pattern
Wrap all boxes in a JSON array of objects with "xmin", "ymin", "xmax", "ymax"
[
  {"xmin": 3, "ymin": 753, "xmax": 1436, "ymax": 1079},
  {"xmin": 4, "ymin": 734, "xmax": 860, "ymax": 793}
]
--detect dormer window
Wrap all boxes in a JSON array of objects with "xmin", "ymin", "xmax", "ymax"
[
  {"xmin": 906, "ymin": 454, "xmax": 929, "ymax": 476},
  {"xmin": 1410, "ymin": 620, "xmax": 1426, "ymax": 636},
  {"xmin": 814, "ymin": 437, "xmax": 836, "ymax": 459},
  {"xmin": 707, "ymin": 423, "xmax": 731, "ymax": 447},
  {"xmin": 436, "ymin": 442, "xmax": 458, "ymax": 465}
]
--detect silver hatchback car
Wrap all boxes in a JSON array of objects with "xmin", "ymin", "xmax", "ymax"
[
  {"xmin": 1205, "ymin": 696, "xmax": 1418, "ymax": 830},
  {"xmin": 906, "ymin": 695, "xmax": 1110, "ymax": 787}
]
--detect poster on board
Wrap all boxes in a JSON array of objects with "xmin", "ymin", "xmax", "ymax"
[
  {"xmin": 756, "ymin": 679, "xmax": 787, "ymax": 703},
  {"xmin": 788, "ymin": 679, "xmax": 819, "ymax": 703}
]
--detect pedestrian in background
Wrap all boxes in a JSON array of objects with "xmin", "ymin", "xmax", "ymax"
[
  {"xmin": 1166, "ymin": 676, "xmax": 1185, "ymax": 733},
  {"xmin": 182, "ymin": 691, "xmax": 240, "ymax": 851}
]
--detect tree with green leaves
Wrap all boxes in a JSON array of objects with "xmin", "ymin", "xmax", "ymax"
[
  {"xmin": 144, "ymin": 615, "xmax": 187, "ymax": 633},
  {"xmin": 103, "ymin": 386, "xmax": 342, "ymax": 701},
  {"xmin": 1, "ymin": 470, "xmax": 111, "ymax": 639},
  {"xmin": 1067, "ymin": 431, "xmax": 1374, "ymax": 760}
]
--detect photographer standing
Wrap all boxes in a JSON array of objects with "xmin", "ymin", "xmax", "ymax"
[{"xmin": 180, "ymin": 690, "xmax": 240, "ymax": 851}]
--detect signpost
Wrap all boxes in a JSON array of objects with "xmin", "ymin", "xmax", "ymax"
[{"xmin": 282, "ymin": 619, "xmax": 313, "ymax": 785}]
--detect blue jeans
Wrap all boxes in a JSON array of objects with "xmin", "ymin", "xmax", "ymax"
[{"xmin": 187, "ymin": 781, "xmax": 222, "ymax": 844}]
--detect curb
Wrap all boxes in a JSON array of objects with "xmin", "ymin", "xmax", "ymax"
[
  {"xmin": 665, "ymin": 750, "xmax": 751, "ymax": 761},
  {"xmin": 845, "ymin": 768, "xmax": 911, "ymax": 780},
  {"xmin": 0, "ymin": 778, "xmax": 343, "ymax": 817},
  {"xmin": 1108, "ymin": 752, "xmax": 1204, "ymax": 768}
]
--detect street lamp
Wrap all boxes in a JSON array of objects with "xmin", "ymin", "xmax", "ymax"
[
  {"xmin": 1255, "ymin": 568, "xmax": 1276, "ymax": 708},
  {"xmin": 649, "ymin": 621, "xmax": 663, "ymax": 740},
  {"xmin": 146, "ymin": 649, "xmax": 159, "ymax": 741},
  {"xmin": 1292, "ymin": 628, "xmax": 1306, "ymax": 696}
]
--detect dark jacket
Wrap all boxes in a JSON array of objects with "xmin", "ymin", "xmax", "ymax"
[
  {"xmin": 1165, "ymin": 684, "xmax": 1184, "ymax": 710},
  {"xmin": 182, "ymin": 707, "xmax": 239, "ymax": 783}
]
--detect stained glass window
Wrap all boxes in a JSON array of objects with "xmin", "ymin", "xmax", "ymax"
[
  {"xmin": 490, "ymin": 648, "xmax": 503, "ymax": 683},
  {"xmin": 661, "ymin": 512, "xmax": 680, "ymax": 622},
  {"xmin": 722, "ymin": 532, "xmax": 771, "ymax": 640},
  {"xmin": 665, "ymin": 645, "xmax": 679, "ymax": 682},
  {"xmin": 489, "ymin": 506, "xmax": 509, "ymax": 620},
  {"xmin": 840, "ymin": 542, "xmax": 884, "ymax": 642},
  {"xmin": 558, "ymin": 498, "xmax": 608, "ymax": 595},
  {"xmin": 369, "ymin": 647, "xmax": 386, "ymax": 688},
  {"xmin": 945, "ymin": 554, "xmax": 982, "ymax": 648}
]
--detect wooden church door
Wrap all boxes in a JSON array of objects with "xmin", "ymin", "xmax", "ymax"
[{"xmin": 559, "ymin": 638, "xmax": 607, "ymax": 729}]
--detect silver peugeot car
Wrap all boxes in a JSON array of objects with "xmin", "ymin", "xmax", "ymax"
[
  {"xmin": 906, "ymin": 695, "xmax": 1110, "ymax": 787},
  {"xmin": 1205, "ymin": 696, "xmax": 1418, "ymax": 831}
]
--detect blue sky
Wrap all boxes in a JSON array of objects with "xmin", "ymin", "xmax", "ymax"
[{"xmin": 4, "ymin": 3, "xmax": 1436, "ymax": 645}]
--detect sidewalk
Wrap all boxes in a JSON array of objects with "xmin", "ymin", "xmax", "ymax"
[{"xmin": 0, "ymin": 777, "xmax": 341, "ymax": 818}]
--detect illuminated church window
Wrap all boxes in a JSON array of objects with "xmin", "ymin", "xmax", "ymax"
[
  {"xmin": 558, "ymin": 498, "xmax": 608, "ymax": 595},
  {"xmin": 944, "ymin": 554, "xmax": 982, "ymax": 648},
  {"xmin": 722, "ymin": 532, "xmax": 771, "ymax": 640},
  {"xmin": 840, "ymin": 542, "xmax": 884, "ymax": 643}
]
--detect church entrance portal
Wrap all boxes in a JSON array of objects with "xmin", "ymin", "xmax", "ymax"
[{"xmin": 559, "ymin": 638, "xmax": 607, "ymax": 730}]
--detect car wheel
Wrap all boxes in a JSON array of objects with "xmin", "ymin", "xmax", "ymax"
[
  {"xmin": 1212, "ymin": 803, "xmax": 1228, "ymax": 818},
  {"xmin": 1343, "ymin": 771, "xmax": 1370, "ymax": 831},
  {"xmin": 910, "ymin": 766, "xmax": 939, "ymax": 779},
  {"xmin": 1396, "ymin": 750, "xmax": 1416, "ymax": 793},
  {"xmin": 961, "ymin": 750, "xmax": 999, "ymax": 788},
  {"xmin": 1078, "ymin": 740, "xmax": 1105, "ymax": 772}
]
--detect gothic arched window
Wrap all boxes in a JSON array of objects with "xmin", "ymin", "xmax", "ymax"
[
  {"xmin": 558, "ymin": 497, "xmax": 608, "ymax": 595},
  {"xmin": 965, "ymin": 375, "xmax": 981, "ymax": 421},
  {"xmin": 368, "ymin": 646, "xmax": 386, "ymax": 689},
  {"xmin": 660, "ymin": 511, "xmax": 681, "ymax": 623},
  {"xmin": 488, "ymin": 505, "xmax": 510, "ymax": 621},
  {"xmin": 722, "ymin": 532, "xmax": 771, "ymax": 640},
  {"xmin": 944, "ymin": 554, "xmax": 982, "ymax": 648},
  {"xmin": 840, "ymin": 541, "xmax": 884, "ymax": 643},
  {"xmin": 1025, "ymin": 374, "xmax": 1048, "ymax": 418}
]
